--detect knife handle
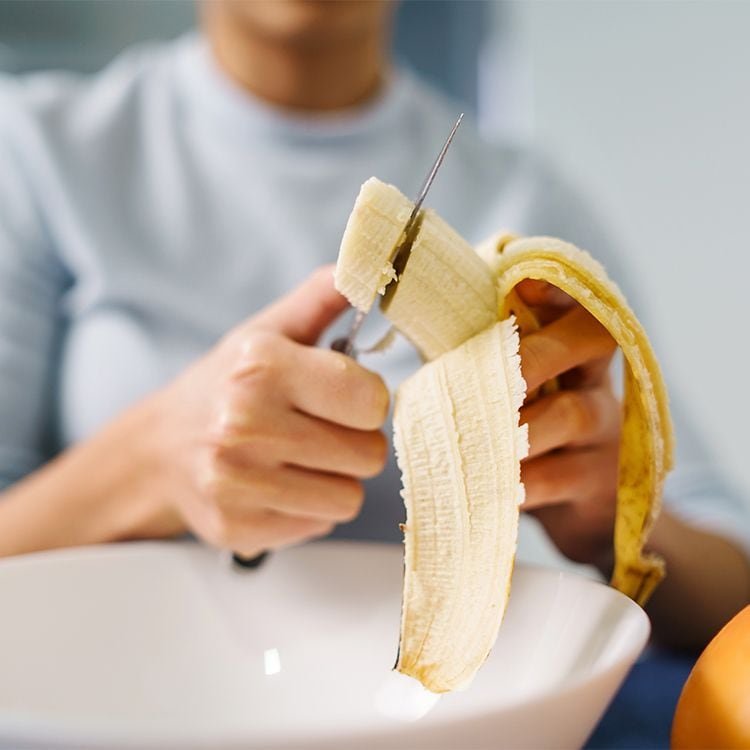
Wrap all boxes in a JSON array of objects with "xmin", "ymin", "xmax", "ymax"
[{"xmin": 231, "ymin": 551, "xmax": 269, "ymax": 570}]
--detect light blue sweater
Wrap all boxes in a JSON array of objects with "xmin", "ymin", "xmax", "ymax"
[{"xmin": 0, "ymin": 34, "xmax": 746, "ymax": 566}]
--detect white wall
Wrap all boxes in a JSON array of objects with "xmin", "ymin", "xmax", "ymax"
[{"xmin": 483, "ymin": 0, "xmax": 750, "ymax": 501}]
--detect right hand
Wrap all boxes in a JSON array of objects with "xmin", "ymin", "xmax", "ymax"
[{"xmin": 154, "ymin": 266, "xmax": 390, "ymax": 557}]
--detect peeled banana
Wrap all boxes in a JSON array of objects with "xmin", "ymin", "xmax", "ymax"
[
  {"xmin": 394, "ymin": 320, "xmax": 528, "ymax": 691},
  {"xmin": 335, "ymin": 178, "xmax": 673, "ymax": 694}
]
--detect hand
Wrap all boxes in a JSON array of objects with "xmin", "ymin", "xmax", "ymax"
[
  {"xmin": 514, "ymin": 280, "xmax": 620, "ymax": 568},
  {"xmin": 154, "ymin": 266, "xmax": 390, "ymax": 558}
]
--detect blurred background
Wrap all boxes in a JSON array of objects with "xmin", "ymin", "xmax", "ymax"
[{"xmin": 1, "ymin": 0, "xmax": 748, "ymax": 509}]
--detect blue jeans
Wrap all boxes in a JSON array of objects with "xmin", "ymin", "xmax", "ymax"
[{"xmin": 585, "ymin": 647, "xmax": 698, "ymax": 750}]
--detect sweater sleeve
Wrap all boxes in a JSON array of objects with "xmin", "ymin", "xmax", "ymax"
[{"xmin": 0, "ymin": 81, "xmax": 69, "ymax": 490}]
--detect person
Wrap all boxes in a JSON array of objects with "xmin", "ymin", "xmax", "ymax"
[{"xmin": 0, "ymin": 0, "xmax": 747, "ymax": 649}]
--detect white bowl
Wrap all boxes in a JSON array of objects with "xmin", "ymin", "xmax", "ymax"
[{"xmin": 0, "ymin": 540, "xmax": 648, "ymax": 749}]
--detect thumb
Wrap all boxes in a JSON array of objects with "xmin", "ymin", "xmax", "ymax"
[{"xmin": 248, "ymin": 265, "xmax": 350, "ymax": 345}]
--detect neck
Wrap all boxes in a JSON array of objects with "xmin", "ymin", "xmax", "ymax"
[{"xmin": 203, "ymin": 11, "xmax": 389, "ymax": 112}]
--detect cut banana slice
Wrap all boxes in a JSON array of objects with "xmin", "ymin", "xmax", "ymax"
[
  {"xmin": 335, "ymin": 178, "xmax": 673, "ymax": 693},
  {"xmin": 334, "ymin": 177, "xmax": 413, "ymax": 312}
]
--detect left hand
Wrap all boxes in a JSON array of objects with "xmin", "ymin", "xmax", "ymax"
[{"xmin": 514, "ymin": 280, "xmax": 620, "ymax": 569}]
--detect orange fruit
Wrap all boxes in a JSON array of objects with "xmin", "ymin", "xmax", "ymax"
[{"xmin": 671, "ymin": 605, "xmax": 750, "ymax": 749}]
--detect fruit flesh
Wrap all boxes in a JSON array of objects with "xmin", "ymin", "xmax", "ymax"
[{"xmin": 394, "ymin": 320, "xmax": 528, "ymax": 692}]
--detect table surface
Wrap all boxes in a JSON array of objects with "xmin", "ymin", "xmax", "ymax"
[{"xmin": 585, "ymin": 647, "xmax": 697, "ymax": 750}]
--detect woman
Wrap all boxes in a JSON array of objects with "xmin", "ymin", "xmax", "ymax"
[{"xmin": 0, "ymin": 0, "xmax": 747, "ymax": 648}]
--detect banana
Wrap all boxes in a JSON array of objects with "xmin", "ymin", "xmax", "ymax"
[{"xmin": 335, "ymin": 178, "xmax": 673, "ymax": 693}]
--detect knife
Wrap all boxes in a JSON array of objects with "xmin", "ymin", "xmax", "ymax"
[{"xmin": 233, "ymin": 112, "xmax": 464, "ymax": 570}]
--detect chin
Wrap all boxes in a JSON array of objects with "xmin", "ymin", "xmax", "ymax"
[{"xmin": 223, "ymin": 0, "xmax": 394, "ymax": 45}]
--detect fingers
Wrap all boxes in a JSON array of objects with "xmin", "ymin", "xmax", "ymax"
[
  {"xmin": 277, "ymin": 413, "xmax": 388, "ymax": 478},
  {"xmin": 224, "ymin": 267, "xmax": 388, "ymax": 432},
  {"xmin": 212, "ymin": 510, "xmax": 335, "ymax": 560},
  {"xmin": 222, "ymin": 411, "xmax": 388, "ymax": 479},
  {"xmin": 204, "ymin": 463, "xmax": 364, "ymax": 523},
  {"xmin": 514, "ymin": 279, "xmax": 574, "ymax": 308},
  {"xmin": 521, "ymin": 387, "xmax": 620, "ymax": 460},
  {"xmin": 282, "ymin": 343, "xmax": 390, "ymax": 430},
  {"xmin": 247, "ymin": 266, "xmax": 349, "ymax": 346},
  {"xmin": 526, "ymin": 502, "xmax": 615, "ymax": 566},
  {"xmin": 523, "ymin": 443, "xmax": 619, "ymax": 566},
  {"xmin": 229, "ymin": 331, "xmax": 390, "ymax": 431},
  {"xmin": 521, "ymin": 443, "xmax": 620, "ymax": 511},
  {"xmin": 520, "ymin": 305, "xmax": 617, "ymax": 393},
  {"xmin": 558, "ymin": 357, "xmax": 613, "ymax": 390}
]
